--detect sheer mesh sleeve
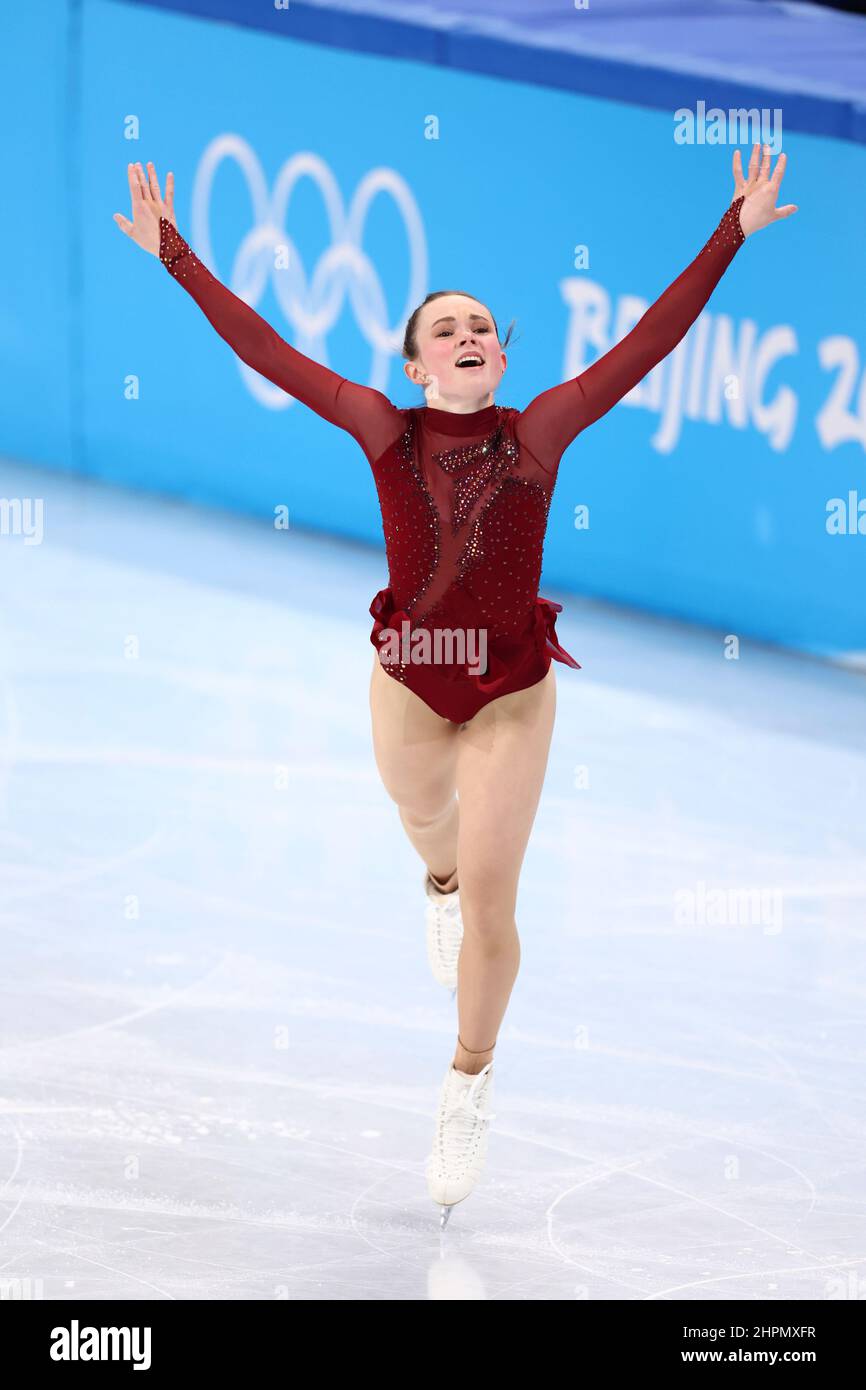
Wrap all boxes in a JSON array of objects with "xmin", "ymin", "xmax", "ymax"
[
  {"xmin": 158, "ymin": 217, "xmax": 405, "ymax": 464},
  {"xmin": 516, "ymin": 197, "xmax": 746, "ymax": 471}
]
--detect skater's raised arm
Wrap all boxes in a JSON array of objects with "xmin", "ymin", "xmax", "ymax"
[
  {"xmin": 114, "ymin": 162, "xmax": 404, "ymax": 463},
  {"xmin": 516, "ymin": 145, "xmax": 797, "ymax": 472}
]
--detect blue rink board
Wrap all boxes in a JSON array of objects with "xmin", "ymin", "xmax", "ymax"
[
  {"xmin": 1, "ymin": 0, "xmax": 865, "ymax": 662},
  {"xmin": 120, "ymin": 0, "xmax": 866, "ymax": 145}
]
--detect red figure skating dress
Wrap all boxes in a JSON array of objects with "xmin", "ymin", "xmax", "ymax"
[{"xmin": 158, "ymin": 198, "xmax": 745, "ymax": 723}]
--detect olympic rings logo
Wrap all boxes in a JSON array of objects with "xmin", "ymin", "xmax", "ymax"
[{"xmin": 190, "ymin": 135, "xmax": 428, "ymax": 408}]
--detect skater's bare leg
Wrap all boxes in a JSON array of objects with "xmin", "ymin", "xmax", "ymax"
[
  {"xmin": 452, "ymin": 664, "xmax": 556, "ymax": 1074},
  {"xmin": 369, "ymin": 653, "xmax": 460, "ymax": 889}
]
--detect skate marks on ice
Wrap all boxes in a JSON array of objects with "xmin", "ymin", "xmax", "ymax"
[{"xmin": 0, "ymin": 461, "xmax": 864, "ymax": 1299}]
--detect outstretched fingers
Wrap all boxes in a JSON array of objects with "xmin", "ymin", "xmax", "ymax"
[
  {"xmin": 133, "ymin": 161, "xmax": 152, "ymax": 200},
  {"xmin": 733, "ymin": 143, "xmax": 761, "ymax": 198},
  {"xmin": 770, "ymin": 150, "xmax": 787, "ymax": 190},
  {"xmin": 115, "ymin": 160, "xmax": 177, "ymax": 249},
  {"xmin": 768, "ymin": 152, "xmax": 796, "ymax": 217},
  {"xmin": 760, "ymin": 143, "xmax": 772, "ymax": 181},
  {"xmin": 146, "ymin": 160, "xmax": 163, "ymax": 204},
  {"xmin": 127, "ymin": 161, "xmax": 145, "ymax": 210},
  {"xmin": 731, "ymin": 141, "xmax": 797, "ymax": 237}
]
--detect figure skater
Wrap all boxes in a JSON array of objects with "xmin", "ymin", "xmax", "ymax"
[{"xmin": 114, "ymin": 145, "xmax": 795, "ymax": 1227}]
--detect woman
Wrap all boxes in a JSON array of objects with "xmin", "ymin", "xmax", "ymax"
[{"xmin": 114, "ymin": 146, "xmax": 795, "ymax": 1226}]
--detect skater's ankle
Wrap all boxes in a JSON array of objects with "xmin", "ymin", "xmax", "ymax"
[
  {"xmin": 452, "ymin": 1046, "xmax": 494, "ymax": 1075},
  {"xmin": 428, "ymin": 867, "xmax": 458, "ymax": 895},
  {"xmin": 452, "ymin": 1059, "xmax": 491, "ymax": 1077}
]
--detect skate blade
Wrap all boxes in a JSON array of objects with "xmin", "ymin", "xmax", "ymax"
[{"xmin": 437, "ymin": 1193, "xmax": 469, "ymax": 1229}]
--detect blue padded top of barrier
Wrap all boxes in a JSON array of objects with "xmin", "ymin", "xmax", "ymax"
[{"xmin": 119, "ymin": 0, "xmax": 866, "ymax": 142}]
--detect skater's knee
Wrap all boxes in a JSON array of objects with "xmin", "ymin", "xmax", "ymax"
[
  {"xmin": 399, "ymin": 795, "xmax": 456, "ymax": 833},
  {"xmin": 459, "ymin": 878, "xmax": 518, "ymax": 939}
]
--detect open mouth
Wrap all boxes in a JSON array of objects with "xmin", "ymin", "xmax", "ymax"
[{"xmin": 455, "ymin": 354, "xmax": 484, "ymax": 369}]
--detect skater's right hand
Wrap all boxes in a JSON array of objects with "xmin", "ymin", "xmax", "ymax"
[{"xmin": 113, "ymin": 161, "xmax": 176, "ymax": 256}]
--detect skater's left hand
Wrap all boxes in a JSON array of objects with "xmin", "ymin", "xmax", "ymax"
[
  {"xmin": 113, "ymin": 161, "xmax": 176, "ymax": 257},
  {"xmin": 732, "ymin": 143, "xmax": 797, "ymax": 237}
]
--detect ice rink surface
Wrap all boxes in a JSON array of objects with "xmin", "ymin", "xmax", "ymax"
[{"xmin": 1, "ymin": 460, "xmax": 864, "ymax": 1301}]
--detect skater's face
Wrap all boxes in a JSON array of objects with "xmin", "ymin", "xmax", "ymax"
[{"xmin": 405, "ymin": 295, "xmax": 507, "ymax": 408}]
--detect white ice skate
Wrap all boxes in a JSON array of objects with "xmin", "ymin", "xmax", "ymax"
[
  {"xmin": 425, "ymin": 1060, "xmax": 496, "ymax": 1227},
  {"xmin": 424, "ymin": 869, "xmax": 463, "ymax": 996}
]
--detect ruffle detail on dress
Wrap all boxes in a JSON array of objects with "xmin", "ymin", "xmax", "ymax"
[
  {"xmin": 533, "ymin": 596, "xmax": 581, "ymax": 670},
  {"xmin": 369, "ymin": 587, "xmax": 416, "ymax": 643},
  {"xmin": 369, "ymin": 586, "xmax": 580, "ymax": 699},
  {"xmin": 369, "ymin": 587, "xmax": 413, "ymax": 656}
]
